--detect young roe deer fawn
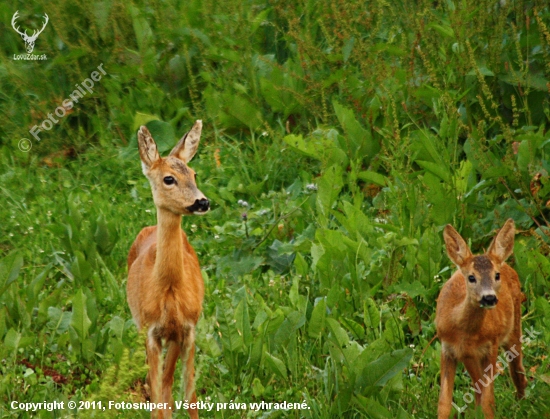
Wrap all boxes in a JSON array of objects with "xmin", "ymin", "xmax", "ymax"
[
  {"xmin": 127, "ymin": 121, "xmax": 209, "ymax": 419},
  {"xmin": 436, "ymin": 219, "xmax": 527, "ymax": 419}
]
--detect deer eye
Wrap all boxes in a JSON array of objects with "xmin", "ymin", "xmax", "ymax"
[
  {"xmin": 468, "ymin": 275, "xmax": 476, "ymax": 283},
  {"xmin": 495, "ymin": 273, "xmax": 500, "ymax": 281},
  {"xmin": 163, "ymin": 176, "xmax": 176, "ymax": 185}
]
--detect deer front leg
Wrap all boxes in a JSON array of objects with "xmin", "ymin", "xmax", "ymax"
[
  {"xmin": 161, "ymin": 341, "xmax": 181, "ymax": 419},
  {"xmin": 146, "ymin": 330, "xmax": 163, "ymax": 419},
  {"xmin": 463, "ymin": 356, "xmax": 484, "ymax": 407},
  {"xmin": 181, "ymin": 329, "xmax": 199, "ymax": 419},
  {"xmin": 438, "ymin": 348, "xmax": 457, "ymax": 419}
]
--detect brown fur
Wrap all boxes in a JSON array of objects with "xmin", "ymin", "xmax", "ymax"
[
  {"xmin": 435, "ymin": 219, "xmax": 527, "ymax": 419},
  {"xmin": 127, "ymin": 121, "xmax": 207, "ymax": 419}
]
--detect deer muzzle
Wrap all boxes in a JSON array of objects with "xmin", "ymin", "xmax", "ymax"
[
  {"xmin": 187, "ymin": 198, "xmax": 209, "ymax": 214},
  {"xmin": 479, "ymin": 294, "xmax": 498, "ymax": 308}
]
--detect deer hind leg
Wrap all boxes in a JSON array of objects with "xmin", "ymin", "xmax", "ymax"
[
  {"xmin": 437, "ymin": 348, "xmax": 457, "ymax": 419},
  {"xmin": 161, "ymin": 341, "xmax": 181, "ymax": 419},
  {"xmin": 146, "ymin": 329, "xmax": 163, "ymax": 419},
  {"xmin": 505, "ymin": 340, "xmax": 527, "ymax": 399},
  {"xmin": 181, "ymin": 326, "xmax": 199, "ymax": 419},
  {"xmin": 507, "ymin": 303, "xmax": 527, "ymax": 399}
]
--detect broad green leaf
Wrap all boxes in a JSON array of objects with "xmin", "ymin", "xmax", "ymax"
[
  {"xmin": 107, "ymin": 316, "xmax": 125, "ymax": 340},
  {"xmin": 274, "ymin": 311, "xmax": 304, "ymax": 347},
  {"xmin": 263, "ymin": 351, "xmax": 288, "ymax": 380},
  {"xmin": 146, "ymin": 120, "xmax": 176, "ymax": 153},
  {"xmin": 405, "ymin": 303, "xmax": 421, "ymax": 336},
  {"xmin": 0, "ymin": 251, "xmax": 23, "ymax": 297},
  {"xmin": 428, "ymin": 23, "xmax": 455, "ymax": 38},
  {"xmin": 71, "ymin": 251, "xmax": 92, "ymax": 283},
  {"xmin": 71, "ymin": 289, "xmax": 92, "ymax": 341},
  {"xmin": 383, "ymin": 317, "xmax": 405, "ymax": 345},
  {"xmin": 333, "ymin": 101, "xmax": 379, "ymax": 163},
  {"xmin": 27, "ymin": 265, "xmax": 50, "ymax": 305},
  {"xmin": 342, "ymin": 37, "xmax": 355, "ymax": 62},
  {"xmin": 224, "ymin": 94, "xmax": 263, "ymax": 129},
  {"xmin": 357, "ymin": 170, "xmax": 388, "ymax": 186},
  {"xmin": 316, "ymin": 165, "xmax": 344, "ymax": 221},
  {"xmin": 251, "ymin": 377, "xmax": 265, "ymax": 397},
  {"xmin": 47, "ymin": 307, "xmax": 72, "ymax": 335},
  {"xmin": 416, "ymin": 160, "xmax": 450, "ymax": 183},
  {"xmin": 499, "ymin": 73, "xmax": 549, "ymax": 92},
  {"xmin": 249, "ymin": 336, "xmax": 263, "ymax": 366},
  {"xmin": 326, "ymin": 318, "xmax": 349, "ymax": 347},
  {"xmin": 283, "ymin": 133, "xmax": 347, "ymax": 165},
  {"xmin": 341, "ymin": 317, "xmax": 365, "ymax": 340},
  {"xmin": 4, "ymin": 328, "xmax": 21, "ymax": 352},
  {"xmin": 129, "ymin": 4, "xmax": 153, "ymax": 52},
  {"xmin": 234, "ymin": 292, "xmax": 252, "ymax": 348},
  {"xmin": 364, "ymin": 298, "xmax": 380, "ymax": 330},
  {"xmin": 216, "ymin": 303, "xmax": 243, "ymax": 353},
  {"xmin": 308, "ymin": 298, "xmax": 326, "ymax": 339},
  {"xmin": 133, "ymin": 112, "xmax": 159, "ymax": 131},
  {"xmin": 411, "ymin": 129, "xmax": 449, "ymax": 166},
  {"xmin": 356, "ymin": 348, "xmax": 413, "ymax": 389},
  {"xmin": 400, "ymin": 281, "xmax": 427, "ymax": 299},
  {"xmin": 293, "ymin": 252, "xmax": 309, "ymax": 278},
  {"xmin": 354, "ymin": 394, "xmax": 393, "ymax": 418}
]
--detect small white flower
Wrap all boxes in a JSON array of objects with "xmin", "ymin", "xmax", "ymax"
[
  {"xmin": 238, "ymin": 200, "xmax": 249, "ymax": 207},
  {"xmin": 306, "ymin": 183, "xmax": 318, "ymax": 191}
]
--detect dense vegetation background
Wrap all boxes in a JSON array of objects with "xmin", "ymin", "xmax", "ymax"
[{"xmin": 1, "ymin": 0, "xmax": 550, "ymax": 417}]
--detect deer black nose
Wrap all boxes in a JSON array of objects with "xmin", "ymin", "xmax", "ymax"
[
  {"xmin": 480, "ymin": 295, "xmax": 498, "ymax": 307},
  {"xmin": 187, "ymin": 198, "xmax": 209, "ymax": 214},
  {"xmin": 197, "ymin": 198, "xmax": 209, "ymax": 212}
]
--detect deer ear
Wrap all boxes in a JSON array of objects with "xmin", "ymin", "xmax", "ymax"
[
  {"xmin": 443, "ymin": 224, "xmax": 473, "ymax": 267},
  {"xmin": 137, "ymin": 126, "xmax": 160, "ymax": 174},
  {"xmin": 170, "ymin": 120, "xmax": 202, "ymax": 163},
  {"xmin": 488, "ymin": 219, "xmax": 515, "ymax": 263}
]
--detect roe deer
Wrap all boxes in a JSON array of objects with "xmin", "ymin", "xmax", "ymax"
[
  {"xmin": 436, "ymin": 219, "xmax": 527, "ymax": 419},
  {"xmin": 127, "ymin": 121, "xmax": 209, "ymax": 419}
]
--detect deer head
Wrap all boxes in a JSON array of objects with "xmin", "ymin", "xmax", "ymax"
[
  {"xmin": 12, "ymin": 11, "xmax": 49, "ymax": 54},
  {"xmin": 443, "ymin": 219, "xmax": 515, "ymax": 309}
]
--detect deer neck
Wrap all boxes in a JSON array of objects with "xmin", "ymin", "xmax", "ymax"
[
  {"xmin": 456, "ymin": 296, "xmax": 487, "ymax": 331},
  {"xmin": 154, "ymin": 208, "xmax": 184, "ymax": 286}
]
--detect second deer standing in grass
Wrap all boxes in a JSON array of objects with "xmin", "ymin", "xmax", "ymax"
[
  {"xmin": 436, "ymin": 219, "xmax": 527, "ymax": 419},
  {"xmin": 127, "ymin": 121, "xmax": 209, "ymax": 419}
]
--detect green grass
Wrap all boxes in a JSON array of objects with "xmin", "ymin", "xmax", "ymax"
[{"xmin": 1, "ymin": 0, "xmax": 550, "ymax": 418}]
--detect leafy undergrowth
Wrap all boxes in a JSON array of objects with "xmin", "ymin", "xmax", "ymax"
[{"xmin": 1, "ymin": 0, "xmax": 550, "ymax": 418}]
